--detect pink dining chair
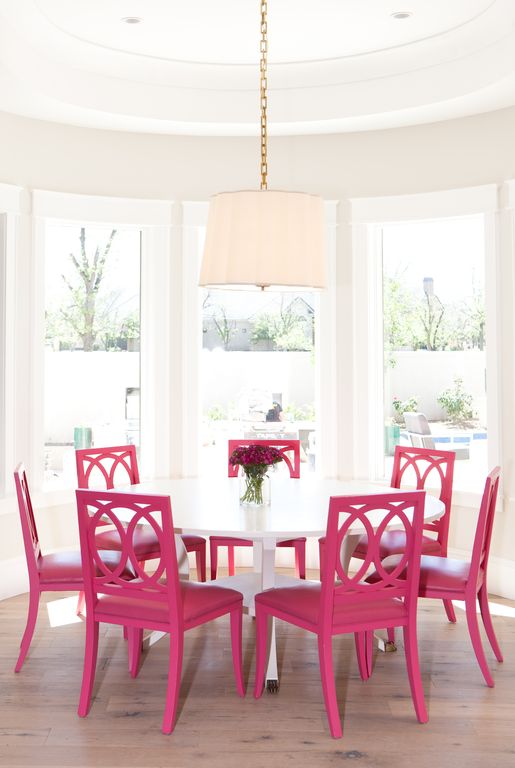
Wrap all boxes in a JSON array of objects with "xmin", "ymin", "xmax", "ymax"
[
  {"xmin": 13, "ymin": 463, "xmax": 132, "ymax": 672},
  {"xmin": 209, "ymin": 439, "xmax": 306, "ymax": 580},
  {"xmin": 319, "ymin": 446, "xmax": 455, "ymax": 626},
  {"xmin": 374, "ymin": 466, "xmax": 503, "ymax": 687},
  {"xmin": 254, "ymin": 490, "xmax": 428, "ymax": 738},
  {"xmin": 76, "ymin": 445, "xmax": 206, "ymax": 580},
  {"xmin": 75, "ymin": 488, "xmax": 245, "ymax": 734}
]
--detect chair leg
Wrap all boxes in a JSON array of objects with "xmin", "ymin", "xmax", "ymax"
[
  {"xmin": 465, "ymin": 595, "xmax": 494, "ymax": 686},
  {"xmin": 354, "ymin": 632, "xmax": 369, "ymax": 681},
  {"xmin": 127, "ymin": 627, "xmax": 143, "ymax": 678},
  {"xmin": 78, "ymin": 619, "xmax": 99, "ymax": 717},
  {"xmin": 478, "ymin": 585, "xmax": 503, "ymax": 662},
  {"xmin": 76, "ymin": 591, "xmax": 86, "ymax": 617},
  {"xmin": 402, "ymin": 624, "xmax": 428, "ymax": 723},
  {"xmin": 230, "ymin": 607, "xmax": 245, "ymax": 697},
  {"xmin": 195, "ymin": 546, "xmax": 206, "ymax": 582},
  {"xmin": 162, "ymin": 631, "xmax": 184, "ymax": 734},
  {"xmin": 317, "ymin": 634, "xmax": 343, "ymax": 739},
  {"xmin": 227, "ymin": 545, "xmax": 235, "ymax": 576},
  {"xmin": 318, "ymin": 538, "xmax": 325, "ymax": 581},
  {"xmin": 15, "ymin": 588, "xmax": 40, "ymax": 672},
  {"xmin": 294, "ymin": 540, "xmax": 306, "ymax": 580},
  {"xmin": 253, "ymin": 606, "xmax": 269, "ymax": 699},
  {"xmin": 209, "ymin": 539, "xmax": 218, "ymax": 581},
  {"xmin": 443, "ymin": 599, "xmax": 457, "ymax": 623},
  {"xmin": 387, "ymin": 626, "xmax": 395, "ymax": 644},
  {"xmin": 365, "ymin": 630, "xmax": 374, "ymax": 678}
]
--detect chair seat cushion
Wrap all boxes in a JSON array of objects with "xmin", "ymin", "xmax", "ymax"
[
  {"xmin": 210, "ymin": 536, "xmax": 306, "ymax": 548},
  {"xmin": 181, "ymin": 535, "xmax": 206, "ymax": 549},
  {"xmin": 255, "ymin": 582, "xmax": 407, "ymax": 630},
  {"xmin": 95, "ymin": 525, "xmax": 161, "ymax": 558},
  {"xmin": 210, "ymin": 536, "xmax": 253, "ymax": 547},
  {"xmin": 38, "ymin": 550, "xmax": 135, "ymax": 584},
  {"xmin": 418, "ymin": 555, "xmax": 471, "ymax": 594},
  {"xmin": 96, "ymin": 581, "xmax": 242, "ymax": 626},
  {"xmin": 367, "ymin": 554, "xmax": 471, "ymax": 595},
  {"xmin": 352, "ymin": 531, "xmax": 442, "ymax": 559},
  {"xmin": 277, "ymin": 537, "xmax": 306, "ymax": 548}
]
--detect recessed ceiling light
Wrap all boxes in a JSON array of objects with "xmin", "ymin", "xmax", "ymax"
[
  {"xmin": 121, "ymin": 16, "xmax": 143, "ymax": 25},
  {"xmin": 391, "ymin": 11, "xmax": 413, "ymax": 20}
]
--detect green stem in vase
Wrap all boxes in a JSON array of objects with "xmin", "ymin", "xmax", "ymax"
[{"xmin": 240, "ymin": 467, "xmax": 268, "ymax": 504}]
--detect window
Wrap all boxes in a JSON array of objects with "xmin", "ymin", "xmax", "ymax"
[
  {"xmin": 381, "ymin": 215, "xmax": 487, "ymax": 489},
  {"xmin": 43, "ymin": 223, "xmax": 141, "ymax": 487},
  {"xmin": 200, "ymin": 289, "xmax": 318, "ymax": 476}
]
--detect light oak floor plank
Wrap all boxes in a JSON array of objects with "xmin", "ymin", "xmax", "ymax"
[{"xmin": 0, "ymin": 568, "xmax": 513, "ymax": 767}]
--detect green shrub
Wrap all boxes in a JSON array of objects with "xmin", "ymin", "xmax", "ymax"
[
  {"xmin": 206, "ymin": 405, "xmax": 226, "ymax": 421},
  {"xmin": 392, "ymin": 395, "xmax": 418, "ymax": 424},
  {"xmin": 437, "ymin": 377, "xmax": 474, "ymax": 425}
]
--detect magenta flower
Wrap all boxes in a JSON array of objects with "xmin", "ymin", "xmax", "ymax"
[{"xmin": 229, "ymin": 444, "xmax": 283, "ymax": 504}]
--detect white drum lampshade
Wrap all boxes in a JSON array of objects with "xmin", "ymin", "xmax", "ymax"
[{"xmin": 199, "ymin": 189, "xmax": 326, "ymax": 290}]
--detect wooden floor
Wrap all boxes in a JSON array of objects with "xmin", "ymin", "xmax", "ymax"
[{"xmin": 1, "ymin": 569, "xmax": 514, "ymax": 768}]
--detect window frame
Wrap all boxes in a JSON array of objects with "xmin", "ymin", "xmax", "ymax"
[
  {"xmin": 30, "ymin": 190, "xmax": 176, "ymax": 489},
  {"xmin": 350, "ymin": 185, "xmax": 501, "ymax": 504}
]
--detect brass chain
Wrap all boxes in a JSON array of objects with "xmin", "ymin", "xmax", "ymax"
[{"xmin": 260, "ymin": 1, "xmax": 268, "ymax": 190}]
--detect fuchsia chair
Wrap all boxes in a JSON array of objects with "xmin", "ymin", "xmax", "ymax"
[
  {"xmin": 75, "ymin": 489, "xmax": 245, "ymax": 734},
  {"xmin": 374, "ymin": 467, "xmax": 503, "ymax": 687},
  {"xmin": 319, "ymin": 446, "xmax": 456, "ymax": 628},
  {"xmin": 76, "ymin": 445, "xmax": 206, "ymax": 581},
  {"xmin": 209, "ymin": 439, "xmax": 306, "ymax": 580},
  {"xmin": 13, "ymin": 463, "xmax": 131, "ymax": 672},
  {"xmin": 254, "ymin": 491, "xmax": 427, "ymax": 738}
]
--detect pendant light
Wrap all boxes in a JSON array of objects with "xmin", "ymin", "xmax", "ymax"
[{"xmin": 199, "ymin": 1, "xmax": 326, "ymax": 291}]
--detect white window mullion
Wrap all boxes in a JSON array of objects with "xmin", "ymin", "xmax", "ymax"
[{"xmin": 140, "ymin": 224, "xmax": 173, "ymax": 479}]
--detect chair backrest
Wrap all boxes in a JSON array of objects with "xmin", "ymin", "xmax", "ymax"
[
  {"xmin": 403, "ymin": 412, "xmax": 435, "ymax": 449},
  {"xmin": 14, "ymin": 463, "xmax": 41, "ymax": 586},
  {"xmin": 468, "ymin": 466, "xmax": 501, "ymax": 589},
  {"xmin": 391, "ymin": 445, "xmax": 455, "ymax": 551},
  {"xmin": 76, "ymin": 445, "xmax": 140, "ymax": 489},
  {"xmin": 227, "ymin": 439, "xmax": 301, "ymax": 478},
  {"xmin": 75, "ymin": 489, "xmax": 181, "ymax": 623},
  {"xmin": 320, "ymin": 491, "xmax": 425, "ymax": 629}
]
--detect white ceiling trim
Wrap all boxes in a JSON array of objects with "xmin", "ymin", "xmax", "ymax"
[{"xmin": 0, "ymin": 0, "xmax": 514, "ymax": 136}]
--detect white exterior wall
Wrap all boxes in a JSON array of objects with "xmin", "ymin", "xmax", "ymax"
[
  {"xmin": 44, "ymin": 350, "xmax": 139, "ymax": 444},
  {"xmin": 387, "ymin": 350, "xmax": 486, "ymax": 421},
  {"xmin": 201, "ymin": 350, "xmax": 315, "ymax": 414}
]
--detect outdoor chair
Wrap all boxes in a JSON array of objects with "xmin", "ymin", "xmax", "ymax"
[{"xmin": 404, "ymin": 412, "xmax": 470, "ymax": 460}]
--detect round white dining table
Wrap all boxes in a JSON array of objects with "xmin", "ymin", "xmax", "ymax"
[{"xmin": 122, "ymin": 474, "xmax": 444, "ymax": 690}]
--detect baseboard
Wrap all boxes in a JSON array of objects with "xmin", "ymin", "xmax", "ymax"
[
  {"xmin": 0, "ymin": 556, "xmax": 29, "ymax": 600},
  {"xmin": 448, "ymin": 547, "xmax": 515, "ymax": 601}
]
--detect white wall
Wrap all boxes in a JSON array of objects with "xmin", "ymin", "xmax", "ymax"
[{"xmin": 1, "ymin": 107, "xmax": 515, "ymax": 199}]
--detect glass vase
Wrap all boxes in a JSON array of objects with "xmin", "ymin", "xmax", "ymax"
[{"xmin": 239, "ymin": 469, "xmax": 271, "ymax": 506}]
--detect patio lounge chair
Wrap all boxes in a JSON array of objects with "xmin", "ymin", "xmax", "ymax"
[{"xmin": 404, "ymin": 413, "xmax": 470, "ymax": 460}]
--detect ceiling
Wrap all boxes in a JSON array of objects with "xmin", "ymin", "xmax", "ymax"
[{"xmin": 0, "ymin": 0, "xmax": 514, "ymax": 136}]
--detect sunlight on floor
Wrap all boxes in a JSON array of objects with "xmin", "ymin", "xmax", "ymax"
[
  {"xmin": 46, "ymin": 595, "xmax": 84, "ymax": 628},
  {"xmin": 453, "ymin": 599, "xmax": 515, "ymax": 618}
]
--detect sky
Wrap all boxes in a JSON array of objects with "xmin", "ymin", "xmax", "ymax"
[
  {"xmin": 44, "ymin": 223, "xmax": 140, "ymax": 312},
  {"xmin": 382, "ymin": 215, "xmax": 484, "ymax": 302}
]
